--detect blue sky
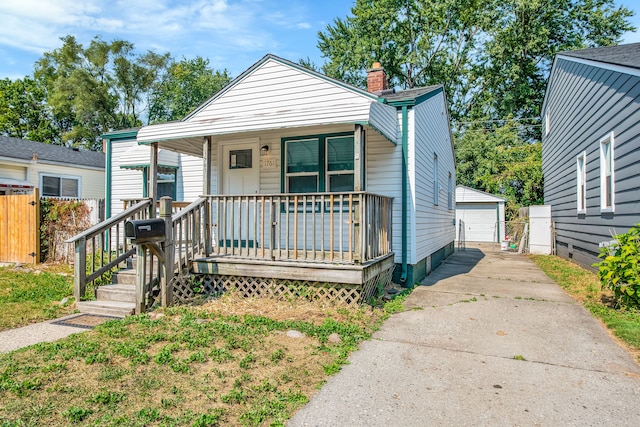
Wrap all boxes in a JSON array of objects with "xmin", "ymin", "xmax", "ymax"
[{"xmin": 1, "ymin": 0, "xmax": 639, "ymax": 81}]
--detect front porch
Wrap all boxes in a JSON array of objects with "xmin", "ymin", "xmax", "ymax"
[{"xmin": 68, "ymin": 191, "xmax": 395, "ymax": 313}]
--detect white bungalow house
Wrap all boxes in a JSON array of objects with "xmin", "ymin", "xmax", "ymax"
[{"xmin": 90, "ymin": 54, "xmax": 455, "ymax": 311}]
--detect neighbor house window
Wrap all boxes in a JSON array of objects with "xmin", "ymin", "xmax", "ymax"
[
  {"xmin": 576, "ymin": 152, "xmax": 586, "ymax": 213},
  {"xmin": 283, "ymin": 133, "xmax": 354, "ymax": 193},
  {"xmin": 447, "ymin": 172, "xmax": 453, "ymax": 210},
  {"xmin": 41, "ymin": 174, "xmax": 80, "ymax": 197},
  {"xmin": 433, "ymin": 153, "xmax": 439, "ymax": 205},
  {"xmin": 600, "ymin": 133, "xmax": 615, "ymax": 211}
]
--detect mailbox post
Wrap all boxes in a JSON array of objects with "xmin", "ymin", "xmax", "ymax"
[
  {"xmin": 160, "ymin": 197, "xmax": 173, "ymax": 307},
  {"xmin": 125, "ymin": 217, "xmax": 166, "ymax": 314}
]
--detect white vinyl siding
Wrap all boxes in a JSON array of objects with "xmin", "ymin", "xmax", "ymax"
[
  {"xmin": 28, "ymin": 163, "xmax": 103, "ymax": 199},
  {"xmin": 599, "ymin": 132, "xmax": 615, "ymax": 212},
  {"xmin": 576, "ymin": 152, "xmax": 586, "ymax": 213},
  {"xmin": 412, "ymin": 94, "xmax": 456, "ymax": 264}
]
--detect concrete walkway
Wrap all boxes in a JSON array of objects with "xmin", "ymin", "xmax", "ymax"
[
  {"xmin": 0, "ymin": 314, "xmax": 91, "ymax": 353},
  {"xmin": 289, "ymin": 245, "xmax": 640, "ymax": 426}
]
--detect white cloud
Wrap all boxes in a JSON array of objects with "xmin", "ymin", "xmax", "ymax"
[{"xmin": 296, "ymin": 22, "xmax": 311, "ymax": 29}]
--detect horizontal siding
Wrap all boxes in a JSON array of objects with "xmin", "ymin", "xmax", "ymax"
[
  {"xmin": 28, "ymin": 163, "xmax": 104, "ymax": 199},
  {"xmin": 177, "ymin": 154, "xmax": 204, "ymax": 201},
  {"xmin": 0, "ymin": 163, "xmax": 27, "ymax": 180},
  {"xmin": 366, "ymin": 115, "xmax": 406, "ymax": 265},
  {"xmin": 111, "ymin": 139, "xmax": 145, "ymax": 218},
  {"xmin": 412, "ymin": 95, "xmax": 456, "ymax": 264},
  {"xmin": 542, "ymin": 57, "xmax": 640, "ymax": 268}
]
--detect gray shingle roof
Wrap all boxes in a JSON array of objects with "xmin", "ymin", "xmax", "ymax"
[
  {"xmin": 0, "ymin": 136, "xmax": 105, "ymax": 168},
  {"xmin": 560, "ymin": 42, "xmax": 640, "ymax": 70},
  {"xmin": 382, "ymin": 85, "xmax": 442, "ymax": 102}
]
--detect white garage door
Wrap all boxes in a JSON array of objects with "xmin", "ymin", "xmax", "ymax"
[{"xmin": 456, "ymin": 203, "xmax": 499, "ymax": 242}]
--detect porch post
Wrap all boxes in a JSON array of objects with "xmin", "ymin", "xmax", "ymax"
[
  {"xmin": 148, "ymin": 142, "xmax": 158, "ymax": 218},
  {"xmin": 160, "ymin": 197, "xmax": 174, "ymax": 306},
  {"xmin": 354, "ymin": 124, "xmax": 365, "ymax": 191},
  {"xmin": 203, "ymin": 136, "xmax": 212, "ymax": 255}
]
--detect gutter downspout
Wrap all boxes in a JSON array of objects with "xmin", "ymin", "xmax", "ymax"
[{"xmin": 400, "ymin": 104, "xmax": 409, "ymax": 283}]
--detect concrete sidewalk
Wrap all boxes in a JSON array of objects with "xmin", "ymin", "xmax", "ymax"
[
  {"xmin": 289, "ymin": 246, "xmax": 640, "ymax": 426},
  {"xmin": 0, "ymin": 314, "xmax": 93, "ymax": 353}
]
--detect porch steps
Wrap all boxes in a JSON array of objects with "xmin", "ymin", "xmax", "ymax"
[
  {"xmin": 76, "ymin": 300, "xmax": 135, "ymax": 317},
  {"xmin": 77, "ymin": 269, "xmax": 137, "ymax": 317}
]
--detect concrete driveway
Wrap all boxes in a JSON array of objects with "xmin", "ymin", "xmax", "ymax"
[{"xmin": 289, "ymin": 245, "xmax": 640, "ymax": 426}]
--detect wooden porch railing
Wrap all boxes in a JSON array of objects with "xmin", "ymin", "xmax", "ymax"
[
  {"xmin": 66, "ymin": 199, "xmax": 153, "ymax": 300},
  {"xmin": 206, "ymin": 192, "xmax": 393, "ymax": 264}
]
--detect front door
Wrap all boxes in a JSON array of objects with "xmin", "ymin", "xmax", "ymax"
[
  {"xmin": 220, "ymin": 142, "xmax": 260, "ymax": 250},
  {"xmin": 222, "ymin": 142, "xmax": 259, "ymax": 195}
]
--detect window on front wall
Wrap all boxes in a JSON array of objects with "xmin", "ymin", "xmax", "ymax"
[
  {"xmin": 41, "ymin": 175, "xmax": 80, "ymax": 197},
  {"xmin": 144, "ymin": 168, "xmax": 177, "ymax": 200},
  {"xmin": 283, "ymin": 133, "xmax": 354, "ymax": 193},
  {"xmin": 599, "ymin": 133, "xmax": 614, "ymax": 211},
  {"xmin": 576, "ymin": 152, "xmax": 586, "ymax": 213}
]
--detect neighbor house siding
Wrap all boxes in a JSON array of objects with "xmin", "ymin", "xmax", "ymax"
[
  {"xmin": 542, "ymin": 56, "xmax": 640, "ymax": 268},
  {"xmin": 0, "ymin": 163, "xmax": 27, "ymax": 180},
  {"xmin": 412, "ymin": 95, "xmax": 456, "ymax": 263},
  {"xmin": 111, "ymin": 139, "xmax": 145, "ymax": 218},
  {"xmin": 29, "ymin": 163, "xmax": 103, "ymax": 199}
]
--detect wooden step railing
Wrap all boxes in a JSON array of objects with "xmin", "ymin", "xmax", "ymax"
[{"xmin": 66, "ymin": 199, "xmax": 153, "ymax": 300}]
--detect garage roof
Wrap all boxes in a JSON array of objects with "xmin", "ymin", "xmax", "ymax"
[{"xmin": 456, "ymin": 185, "xmax": 506, "ymax": 203}]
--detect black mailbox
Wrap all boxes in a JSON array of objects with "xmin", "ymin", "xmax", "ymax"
[{"xmin": 125, "ymin": 219, "xmax": 165, "ymax": 243}]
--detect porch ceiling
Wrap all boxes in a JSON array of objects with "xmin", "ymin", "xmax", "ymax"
[{"xmin": 136, "ymin": 101, "xmax": 398, "ymax": 157}]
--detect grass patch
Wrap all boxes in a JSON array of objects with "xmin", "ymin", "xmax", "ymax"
[
  {"xmin": 531, "ymin": 255, "xmax": 640, "ymax": 361},
  {"xmin": 0, "ymin": 264, "xmax": 74, "ymax": 331},
  {"xmin": 0, "ymin": 290, "xmax": 407, "ymax": 426}
]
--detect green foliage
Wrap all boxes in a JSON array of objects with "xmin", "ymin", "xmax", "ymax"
[
  {"xmin": 595, "ymin": 225, "xmax": 640, "ymax": 308},
  {"xmin": 0, "ymin": 76, "xmax": 58, "ymax": 142},
  {"xmin": 62, "ymin": 406, "xmax": 93, "ymax": 422},
  {"xmin": 39, "ymin": 198, "xmax": 90, "ymax": 263},
  {"xmin": 148, "ymin": 56, "xmax": 231, "ymax": 123},
  {"xmin": 455, "ymin": 123, "xmax": 543, "ymax": 218}
]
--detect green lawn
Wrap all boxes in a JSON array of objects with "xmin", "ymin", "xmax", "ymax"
[
  {"xmin": 0, "ymin": 265, "xmax": 75, "ymax": 331},
  {"xmin": 531, "ymin": 255, "xmax": 640, "ymax": 360},
  {"xmin": 0, "ymin": 293, "xmax": 402, "ymax": 426}
]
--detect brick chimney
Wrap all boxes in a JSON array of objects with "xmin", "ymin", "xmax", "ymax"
[{"xmin": 366, "ymin": 61, "xmax": 388, "ymax": 94}]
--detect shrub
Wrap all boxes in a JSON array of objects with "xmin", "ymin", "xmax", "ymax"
[{"xmin": 594, "ymin": 224, "xmax": 640, "ymax": 308}]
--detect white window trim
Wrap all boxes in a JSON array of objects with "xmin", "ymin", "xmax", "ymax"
[
  {"xmin": 599, "ymin": 132, "xmax": 615, "ymax": 213},
  {"xmin": 576, "ymin": 151, "xmax": 586, "ymax": 214},
  {"xmin": 39, "ymin": 173, "xmax": 81, "ymax": 198},
  {"xmin": 544, "ymin": 109, "xmax": 550, "ymax": 136}
]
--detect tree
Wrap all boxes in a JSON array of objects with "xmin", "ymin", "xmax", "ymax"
[
  {"xmin": 468, "ymin": 0, "xmax": 635, "ymax": 129},
  {"xmin": 455, "ymin": 121, "xmax": 543, "ymax": 218},
  {"xmin": 33, "ymin": 36, "xmax": 171, "ymax": 150},
  {"xmin": 318, "ymin": 0, "xmax": 634, "ymax": 130},
  {"xmin": 0, "ymin": 77, "xmax": 59, "ymax": 143},
  {"xmin": 317, "ymin": 0, "xmax": 492, "ymax": 122},
  {"xmin": 148, "ymin": 57, "xmax": 231, "ymax": 123}
]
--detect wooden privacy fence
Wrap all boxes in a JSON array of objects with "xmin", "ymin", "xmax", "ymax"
[{"xmin": 0, "ymin": 190, "xmax": 40, "ymax": 264}]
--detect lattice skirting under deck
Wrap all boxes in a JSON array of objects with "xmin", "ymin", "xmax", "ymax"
[{"xmin": 169, "ymin": 265, "xmax": 394, "ymax": 307}]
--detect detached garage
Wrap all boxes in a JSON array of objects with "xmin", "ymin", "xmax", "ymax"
[{"xmin": 456, "ymin": 186, "xmax": 506, "ymax": 243}]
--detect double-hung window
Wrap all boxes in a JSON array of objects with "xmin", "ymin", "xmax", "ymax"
[
  {"xmin": 283, "ymin": 133, "xmax": 355, "ymax": 193},
  {"xmin": 41, "ymin": 174, "xmax": 80, "ymax": 197},
  {"xmin": 576, "ymin": 152, "xmax": 586, "ymax": 213},
  {"xmin": 599, "ymin": 133, "xmax": 615, "ymax": 211}
]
